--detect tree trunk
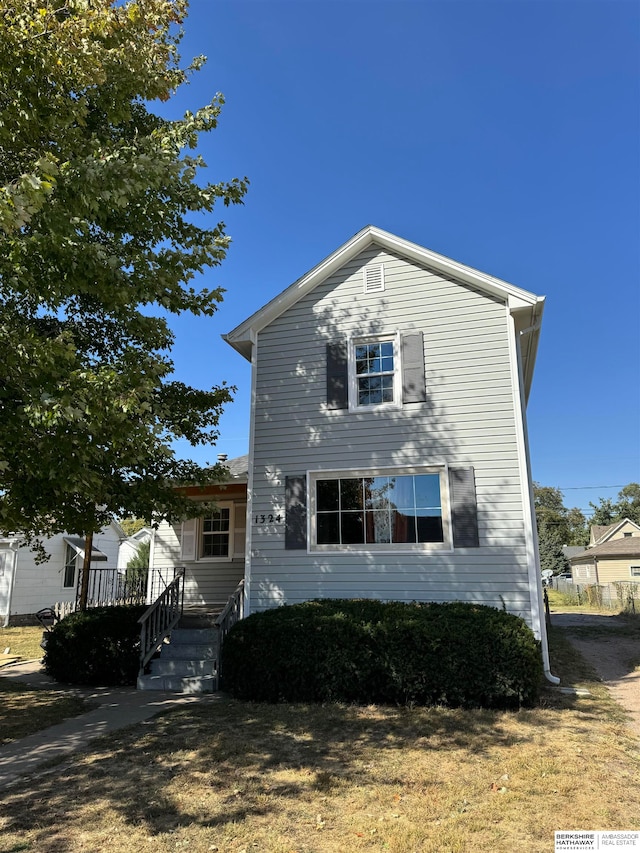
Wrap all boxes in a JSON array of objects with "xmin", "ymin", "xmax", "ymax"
[{"xmin": 78, "ymin": 531, "xmax": 93, "ymax": 611}]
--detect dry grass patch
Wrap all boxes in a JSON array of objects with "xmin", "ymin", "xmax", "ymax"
[
  {"xmin": 0, "ymin": 664, "xmax": 639, "ymax": 853},
  {"xmin": 0, "ymin": 626, "xmax": 45, "ymax": 662},
  {"xmin": 0, "ymin": 681, "xmax": 92, "ymax": 745}
]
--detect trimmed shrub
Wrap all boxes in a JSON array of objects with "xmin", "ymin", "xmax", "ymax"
[
  {"xmin": 44, "ymin": 605, "xmax": 146, "ymax": 686},
  {"xmin": 221, "ymin": 599, "xmax": 542, "ymax": 709}
]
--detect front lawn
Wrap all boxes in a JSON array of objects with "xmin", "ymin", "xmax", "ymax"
[
  {"xmin": 0, "ymin": 680, "xmax": 93, "ymax": 745},
  {"xmin": 0, "ymin": 626, "xmax": 46, "ymax": 662},
  {"xmin": 0, "ymin": 629, "xmax": 638, "ymax": 852}
]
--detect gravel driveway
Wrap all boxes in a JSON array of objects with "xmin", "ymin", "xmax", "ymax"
[{"xmin": 550, "ymin": 610, "xmax": 640, "ymax": 737}]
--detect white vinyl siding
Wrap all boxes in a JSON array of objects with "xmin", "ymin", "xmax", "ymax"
[
  {"xmin": 248, "ymin": 246, "xmax": 534, "ymax": 625},
  {"xmin": 1, "ymin": 526, "xmax": 122, "ymax": 618},
  {"xmin": 152, "ymin": 511, "xmax": 245, "ymax": 610}
]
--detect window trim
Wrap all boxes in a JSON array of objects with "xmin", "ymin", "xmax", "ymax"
[
  {"xmin": 63, "ymin": 544, "xmax": 77, "ymax": 589},
  {"xmin": 347, "ymin": 332, "xmax": 402, "ymax": 412},
  {"xmin": 198, "ymin": 502, "xmax": 235, "ymax": 562},
  {"xmin": 307, "ymin": 464, "xmax": 452, "ymax": 554}
]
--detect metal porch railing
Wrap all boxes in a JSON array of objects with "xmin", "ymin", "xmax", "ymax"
[
  {"xmin": 138, "ymin": 567, "xmax": 185, "ymax": 676},
  {"xmin": 214, "ymin": 579, "xmax": 245, "ymax": 686}
]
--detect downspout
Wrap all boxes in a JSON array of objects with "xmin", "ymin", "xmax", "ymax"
[{"xmin": 510, "ymin": 311, "xmax": 560, "ymax": 685}]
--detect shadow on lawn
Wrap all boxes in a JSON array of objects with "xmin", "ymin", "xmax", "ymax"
[{"xmin": 0, "ymin": 682, "xmax": 606, "ymax": 850}]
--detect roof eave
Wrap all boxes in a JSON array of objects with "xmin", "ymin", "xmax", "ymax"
[{"xmin": 223, "ymin": 225, "xmax": 544, "ymax": 361}]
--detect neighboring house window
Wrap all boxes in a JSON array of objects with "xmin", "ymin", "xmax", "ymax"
[
  {"xmin": 308, "ymin": 467, "xmax": 451, "ymax": 552},
  {"xmin": 630, "ymin": 566, "xmax": 640, "ymax": 578},
  {"xmin": 201, "ymin": 507, "xmax": 231, "ymax": 558},
  {"xmin": 63, "ymin": 545, "xmax": 77, "ymax": 588},
  {"xmin": 623, "ymin": 532, "xmax": 633, "ymax": 538}
]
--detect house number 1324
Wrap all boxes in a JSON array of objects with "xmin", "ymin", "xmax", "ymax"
[{"xmin": 254, "ymin": 513, "xmax": 282, "ymax": 524}]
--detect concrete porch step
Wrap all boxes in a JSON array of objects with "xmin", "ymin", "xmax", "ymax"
[
  {"xmin": 137, "ymin": 673, "xmax": 216, "ymax": 693},
  {"xmin": 162, "ymin": 642, "xmax": 218, "ymax": 660},
  {"xmin": 170, "ymin": 628, "xmax": 218, "ymax": 644},
  {"xmin": 150, "ymin": 658, "xmax": 216, "ymax": 677}
]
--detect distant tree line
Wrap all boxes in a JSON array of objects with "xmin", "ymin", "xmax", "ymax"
[{"xmin": 534, "ymin": 482, "xmax": 640, "ymax": 576}]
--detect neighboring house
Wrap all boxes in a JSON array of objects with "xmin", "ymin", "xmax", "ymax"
[
  {"xmin": 118, "ymin": 526, "xmax": 153, "ymax": 571},
  {"xmin": 152, "ymin": 226, "xmax": 557, "ymax": 682},
  {"xmin": 0, "ymin": 522, "xmax": 126, "ymax": 626},
  {"xmin": 570, "ymin": 519, "xmax": 640, "ymax": 584}
]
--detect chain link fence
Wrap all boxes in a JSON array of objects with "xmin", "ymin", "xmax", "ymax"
[{"xmin": 551, "ymin": 577, "xmax": 640, "ymax": 612}]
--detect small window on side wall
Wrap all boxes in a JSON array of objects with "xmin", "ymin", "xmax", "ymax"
[
  {"xmin": 63, "ymin": 544, "xmax": 77, "ymax": 588},
  {"xmin": 630, "ymin": 566, "xmax": 640, "ymax": 578}
]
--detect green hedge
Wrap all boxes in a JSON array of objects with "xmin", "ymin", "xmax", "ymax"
[
  {"xmin": 44, "ymin": 605, "xmax": 146, "ymax": 686},
  {"xmin": 221, "ymin": 599, "xmax": 542, "ymax": 709}
]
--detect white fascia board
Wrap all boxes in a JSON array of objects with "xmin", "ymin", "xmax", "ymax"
[{"xmin": 223, "ymin": 225, "xmax": 543, "ymax": 360}]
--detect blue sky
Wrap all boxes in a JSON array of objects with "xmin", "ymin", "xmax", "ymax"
[{"xmin": 161, "ymin": 0, "xmax": 639, "ymax": 520}]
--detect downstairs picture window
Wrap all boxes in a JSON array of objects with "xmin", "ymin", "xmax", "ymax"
[{"xmin": 310, "ymin": 468, "xmax": 450, "ymax": 551}]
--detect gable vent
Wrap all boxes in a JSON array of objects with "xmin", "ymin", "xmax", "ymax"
[{"xmin": 363, "ymin": 264, "xmax": 385, "ymax": 294}]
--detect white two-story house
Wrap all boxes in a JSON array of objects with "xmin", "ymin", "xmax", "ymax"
[{"xmin": 150, "ymin": 226, "xmax": 556, "ymax": 683}]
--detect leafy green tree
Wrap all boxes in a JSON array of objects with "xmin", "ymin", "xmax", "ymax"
[
  {"xmin": 589, "ymin": 484, "xmax": 640, "ymax": 527},
  {"xmin": 126, "ymin": 539, "xmax": 150, "ymax": 586},
  {"xmin": 119, "ymin": 518, "xmax": 149, "ymax": 538},
  {"xmin": 537, "ymin": 521, "xmax": 569, "ymax": 576},
  {"xmin": 533, "ymin": 484, "xmax": 588, "ymax": 548},
  {"xmin": 0, "ymin": 1, "xmax": 247, "ymax": 605}
]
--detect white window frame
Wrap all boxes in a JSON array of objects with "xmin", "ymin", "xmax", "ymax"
[
  {"xmin": 347, "ymin": 332, "xmax": 402, "ymax": 412},
  {"xmin": 199, "ymin": 502, "xmax": 234, "ymax": 561},
  {"xmin": 630, "ymin": 565, "xmax": 640, "ymax": 578},
  {"xmin": 63, "ymin": 544, "xmax": 78, "ymax": 589},
  {"xmin": 308, "ymin": 465, "xmax": 452, "ymax": 554}
]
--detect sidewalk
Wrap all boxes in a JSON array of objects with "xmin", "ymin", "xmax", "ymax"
[{"xmin": 0, "ymin": 660, "xmax": 219, "ymax": 790}]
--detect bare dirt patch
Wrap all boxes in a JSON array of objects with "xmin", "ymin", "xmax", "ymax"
[{"xmin": 550, "ymin": 610, "xmax": 640, "ymax": 736}]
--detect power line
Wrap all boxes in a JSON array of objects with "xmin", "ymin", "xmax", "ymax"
[{"xmin": 557, "ymin": 485, "xmax": 628, "ymax": 491}]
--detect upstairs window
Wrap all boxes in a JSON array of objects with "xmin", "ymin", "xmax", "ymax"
[
  {"xmin": 349, "ymin": 335, "xmax": 400, "ymax": 410},
  {"xmin": 327, "ymin": 332, "xmax": 425, "ymax": 411}
]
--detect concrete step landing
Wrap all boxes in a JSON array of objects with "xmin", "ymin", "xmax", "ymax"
[{"xmin": 138, "ymin": 627, "xmax": 220, "ymax": 694}]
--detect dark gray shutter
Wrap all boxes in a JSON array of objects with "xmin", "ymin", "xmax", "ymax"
[
  {"xmin": 402, "ymin": 332, "xmax": 426, "ymax": 403},
  {"xmin": 449, "ymin": 467, "xmax": 480, "ymax": 548},
  {"xmin": 285, "ymin": 475, "xmax": 307, "ymax": 550},
  {"xmin": 326, "ymin": 342, "xmax": 348, "ymax": 409}
]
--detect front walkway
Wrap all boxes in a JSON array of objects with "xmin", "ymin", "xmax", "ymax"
[{"xmin": 0, "ymin": 660, "xmax": 220, "ymax": 790}]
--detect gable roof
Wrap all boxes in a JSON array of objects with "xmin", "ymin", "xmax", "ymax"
[
  {"xmin": 590, "ymin": 518, "xmax": 640, "ymax": 545},
  {"xmin": 590, "ymin": 523, "xmax": 617, "ymax": 544},
  {"xmin": 570, "ymin": 536, "xmax": 640, "ymax": 563},
  {"xmin": 223, "ymin": 226, "xmax": 545, "ymax": 401}
]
